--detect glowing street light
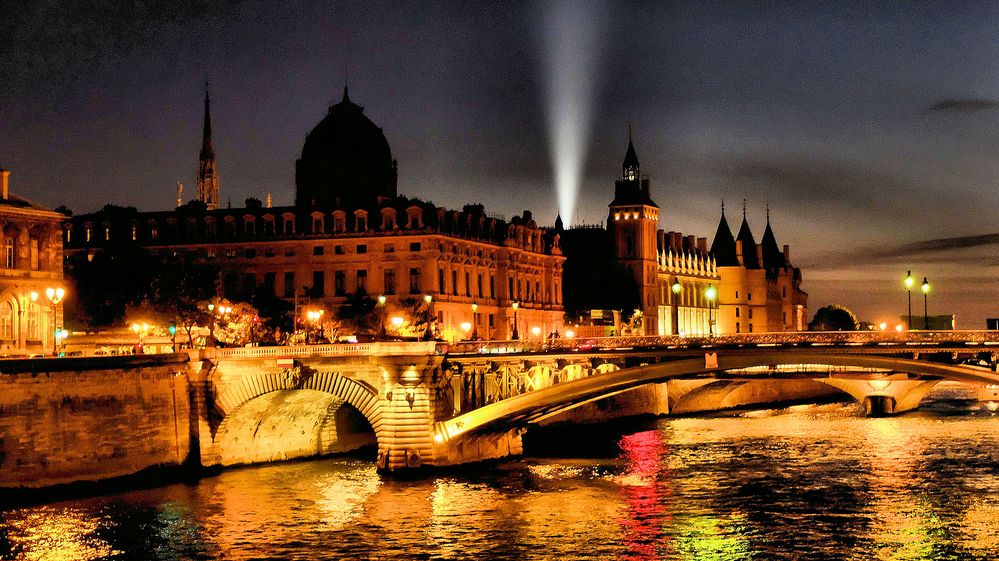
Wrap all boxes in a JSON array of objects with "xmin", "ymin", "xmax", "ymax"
[
  {"xmin": 921, "ymin": 277, "xmax": 930, "ymax": 330},
  {"xmin": 705, "ymin": 284, "xmax": 717, "ymax": 337},
  {"xmin": 423, "ymin": 295, "xmax": 433, "ymax": 341},
  {"xmin": 390, "ymin": 316, "xmax": 404, "ymax": 328},
  {"xmin": 531, "ymin": 326, "xmax": 542, "ymax": 338},
  {"xmin": 511, "ymin": 301, "xmax": 520, "ymax": 340},
  {"xmin": 377, "ymin": 294, "xmax": 388, "ymax": 339},
  {"xmin": 44, "ymin": 287, "xmax": 65, "ymax": 356},
  {"xmin": 471, "ymin": 302, "xmax": 479, "ymax": 340},
  {"xmin": 904, "ymin": 270, "xmax": 914, "ymax": 329}
]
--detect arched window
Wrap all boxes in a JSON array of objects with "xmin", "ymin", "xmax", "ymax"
[
  {"xmin": 0, "ymin": 301, "xmax": 14, "ymax": 340},
  {"xmin": 27, "ymin": 301, "xmax": 40, "ymax": 340}
]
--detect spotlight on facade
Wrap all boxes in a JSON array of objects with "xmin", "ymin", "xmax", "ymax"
[
  {"xmin": 531, "ymin": 326, "xmax": 542, "ymax": 337},
  {"xmin": 390, "ymin": 316, "xmax": 404, "ymax": 328},
  {"xmin": 565, "ymin": 329, "xmax": 575, "ymax": 338}
]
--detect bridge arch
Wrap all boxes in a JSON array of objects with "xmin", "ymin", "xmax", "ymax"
[
  {"xmin": 437, "ymin": 353, "xmax": 999, "ymax": 442},
  {"xmin": 211, "ymin": 369, "xmax": 383, "ymax": 466}
]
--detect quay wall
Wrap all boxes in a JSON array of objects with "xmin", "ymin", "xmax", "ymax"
[{"xmin": 0, "ymin": 355, "xmax": 192, "ymax": 489}]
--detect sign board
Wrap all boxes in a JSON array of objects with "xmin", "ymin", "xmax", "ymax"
[{"xmin": 705, "ymin": 352, "xmax": 718, "ymax": 369}]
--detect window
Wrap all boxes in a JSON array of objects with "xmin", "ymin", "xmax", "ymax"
[
  {"xmin": 312, "ymin": 271, "xmax": 325, "ymax": 296},
  {"xmin": 333, "ymin": 211, "xmax": 346, "ymax": 233},
  {"xmin": 357, "ymin": 270, "xmax": 368, "ymax": 292},
  {"xmin": 335, "ymin": 245, "xmax": 345, "ymax": 255},
  {"xmin": 465, "ymin": 272, "xmax": 471, "ymax": 297},
  {"xmin": 244, "ymin": 219, "xmax": 255, "ymax": 236},
  {"xmin": 335, "ymin": 271, "xmax": 346, "ymax": 296},
  {"xmin": 736, "ymin": 322, "xmax": 741, "ymax": 333},
  {"xmin": 284, "ymin": 248, "xmax": 296, "ymax": 257},
  {"xmin": 384, "ymin": 244, "xmax": 394, "ymax": 253},
  {"xmin": 356, "ymin": 214, "xmax": 368, "ymax": 232},
  {"xmin": 735, "ymin": 291, "xmax": 739, "ymax": 299},
  {"xmin": 244, "ymin": 249, "xmax": 256, "ymax": 259},
  {"xmin": 782, "ymin": 286, "xmax": 787, "ymax": 298},
  {"xmin": 748, "ymin": 308, "xmax": 753, "ymax": 319},
  {"xmin": 508, "ymin": 278, "xmax": 514, "ymax": 299},
  {"xmin": 438, "ymin": 270, "xmax": 445, "ymax": 293},
  {"xmin": 283, "ymin": 215, "xmax": 296, "ymax": 234},
  {"xmin": 85, "ymin": 224, "xmax": 92, "ymax": 242},
  {"xmin": 748, "ymin": 292, "xmax": 752, "ymax": 301},
  {"xmin": 490, "ymin": 276, "xmax": 495, "ymax": 298},
  {"xmin": 748, "ymin": 323, "xmax": 753, "ymax": 333},
  {"xmin": 452, "ymin": 270, "xmax": 458, "ymax": 295},
  {"xmin": 312, "ymin": 214, "xmax": 324, "ymax": 234},
  {"xmin": 283, "ymin": 272, "xmax": 295, "ymax": 298},
  {"xmin": 104, "ymin": 224, "xmax": 111, "ymax": 241},
  {"xmin": 26, "ymin": 302, "xmax": 39, "ymax": 340},
  {"xmin": 409, "ymin": 268, "xmax": 421, "ymax": 294},
  {"xmin": 264, "ymin": 272, "xmax": 276, "ymax": 292},
  {"xmin": 0, "ymin": 301, "xmax": 13, "ymax": 339},
  {"xmin": 384, "ymin": 270, "xmax": 396, "ymax": 295},
  {"xmin": 488, "ymin": 314, "xmax": 495, "ymax": 328},
  {"xmin": 409, "ymin": 242, "xmax": 421, "ymax": 252},
  {"xmin": 223, "ymin": 272, "xmax": 239, "ymax": 299},
  {"xmin": 5, "ymin": 238, "xmax": 14, "ymax": 269},
  {"xmin": 736, "ymin": 308, "xmax": 740, "ymax": 318},
  {"xmin": 535, "ymin": 281, "xmax": 540, "ymax": 302},
  {"xmin": 131, "ymin": 224, "xmax": 137, "ymax": 241},
  {"xmin": 357, "ymin": 244, "xmax": 367, "ymax": 254},
  {"xmin": 313, "ymin": 246, "xmax": 324, "ymax": 256},
  {"xmin": 477, "ymin": 274, "xmax": 483, "ymax": 298},
  {"xmin": 243, "ymin": 274, "xmax": 257, "ymax": 292}
]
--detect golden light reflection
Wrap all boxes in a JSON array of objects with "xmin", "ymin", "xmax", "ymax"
[
  {"xmin": 2, "ymin": 507, "xmax": 116, "ymax": 561},
  {"xmin": 314, "ymin": 467, "xmax": 381, "ymax": 531}
]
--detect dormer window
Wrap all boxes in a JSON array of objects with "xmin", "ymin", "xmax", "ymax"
[
  {"xmin": 406, "ymin": 206, "xmax": 423, "ymax": 229},
  {"xmin": 332, "ymin": 211, "xmax": 346, "ymax": 233},
  {"xmin": 282, "ymin": 213, "xmax": 296, "ymax": 235},
  {"xmin": 311, "ymin": 212, "xmax": 324, "ymax": 234},
  {"xmin": 354, "ymin": 210, "xmax": 368, "ymax": 232},
  {"xmin": 380, "ymin": 208, "xmax": 397, "ymax": 230},
  {"xmin": 243, "ymin": 215, "xmax": 256, "ymax": 236}
]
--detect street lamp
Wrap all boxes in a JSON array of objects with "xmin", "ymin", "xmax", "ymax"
[
  {"xmin": 705, "ymin": 284, "xmax": 717, "ymax": 337},
  {"xmin": 511, "ymin": 301, "xmax": 520, "ymax": 340},
  {"xmin": 921, "ymin": 277, "xmax": 930, "ymax": 330},
  {"xmin": 904, "ymin": 271, "xmax": 914, "ymax": 329},
  {"xmin": 306, "ymin": 309, "xmax": 324, "ymax": 343},
  {"xmin": 423, "ymin": 294, "xmax": 433, "ymax": 341},
  {"xmin": 377, "ymin": 295, "xmax": 387, "ymax": 339},
  {"xmin": 671, "ymin": 280, "xmax": 683, "ymax": 336},
  {"xmin": 471, "ymin": 302, "xmax": 479, "ymax": 340},
  {"xmin": 44, "ymin": 287, "xmax": 65, "ymax": 356}
]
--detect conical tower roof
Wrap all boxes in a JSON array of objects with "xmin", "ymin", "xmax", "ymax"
[
  {"xmin": 710, "ymin": 204, "xmax": 739, "ymax": 266},
  {"xmin": 736, "ymin": 208, "xmax": 760, "ymax": 269},
  {"xmin": 760, "ymin": 209, "xmax": 785, "ymax": 269}
]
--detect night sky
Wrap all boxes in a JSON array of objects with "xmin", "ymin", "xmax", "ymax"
[{"xmin": 1, "ymin": 1, "xmax": 996, "ymax": 325}]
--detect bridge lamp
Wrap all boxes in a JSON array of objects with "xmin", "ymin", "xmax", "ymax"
[
  {"xmin": 207, "ymin": 303, "xmax": 215, "ymax": 313},
  {"xmin": 423, "ymin": 295, "xmax": 433, "ymax": 341},
  {"xmin": 471, "ymin": 302, "xmax": 479, "ymax": 340},
  {"xmin": 921, "ymin": 278, "xmax": 930, "ymax": 330},
  {"xmin": 705, "ymin": 284, "xmax": 717, "ymax": 337},
  {"xmin": 511, "ymin": 302, "xmax": 520, "ymax": 340},
  {"xmin": 895, "ymin": 324, "xmax": 904, "ymax": 332},
  {"xmin": 904, "ymin": 270, "xmax": 914, "ymax": 329},
  {"xmin": 377, "ymin": 295, "xmax": 386, "ymax": 306},
  {"xmin": 868, "ymin": 379, "xmax": 891, "ymax": 391},
  {"xmin": 43, "ymin": 287, "xmax": 66, "ymax": 356},
  {"xmin": 565, "ymin": 329, "xmax": 575, "ymax": 338},
  {"xmin": 878, "ymin": 322, "xmax": 887, "ymax": 331}
]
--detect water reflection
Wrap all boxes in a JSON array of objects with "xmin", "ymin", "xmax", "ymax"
[{"xmin": 3, "ymin": 403, "xmax": 999, "ymax": 560}]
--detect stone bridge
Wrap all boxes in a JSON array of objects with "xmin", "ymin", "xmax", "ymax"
[
  {"xmin": 3, "ymin": 332, "xmax": 998, "ymax": 491},
  {"xmin": 191, "ymin": 332, "xmax": 999, "ymax": 472}
]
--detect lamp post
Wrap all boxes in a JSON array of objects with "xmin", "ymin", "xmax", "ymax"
[
  {"xmin": 471, "ymin": 302, "xmax": 479, "ymax": 340},
  {"xmin": 44, "ymin": 287, "xmax": 64, "ymax": 356},
  {"xmin": 904, "ymin": 271, "xmax": 914, "ymax": 330},
  {"xmin": 921, "ymin": 277, "xmax": 930, "ymax": 330},
  {"xmin": 377, "ymin": 295, "xmax": 387, "ymax": 339},
  {"xmin": 423, "ymin": 294, "xmax": 433, "ymax": 341},
  {"xmin": 705, "ymin": 284, "xmax": 717, "ymax": 337},
  {"xmin": 511, "ymin": 301, "xmax": 520, "ymax": 340},
  {"xmin": 671, "ymin": 279, "xmax": 682, "ymax": 336}
]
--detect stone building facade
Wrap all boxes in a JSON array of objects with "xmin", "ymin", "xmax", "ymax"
[
  {"xmin": 65, "ymin": 88, "xmax": 564, "ymax": 341},
  {"xmin": 0, "ymin": 169, "xmax": 67, "ymax": 354}
]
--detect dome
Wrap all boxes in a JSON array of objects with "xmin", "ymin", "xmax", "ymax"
[{"xmin": 295, "ymin": 87, "xmax": 397, "ymax": 209}]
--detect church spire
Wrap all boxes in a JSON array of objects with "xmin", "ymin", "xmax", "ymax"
[
  {"xmin": 622, "ymin": 126, "xmax": 640, "ymax": 181},
  {"xmin": 196, "ymin": 83, "xmax": 219, "ymax": 210}
]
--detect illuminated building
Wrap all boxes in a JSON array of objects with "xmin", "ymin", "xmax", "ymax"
[
  {"xmin": 0, "ymin": 168, "xmax": 67, "ymax": 353},
  {"xmin": 65, "ymin": 88, "xmax": 564, "ymax": 341},
  {"xmin": 562, "ymin": 135, "xmax": 807, "ymax": 335}
]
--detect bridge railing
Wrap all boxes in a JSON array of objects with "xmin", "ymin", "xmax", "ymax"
[
  {"xmin": 203, "ymin": 341, "xmax": 438, "ymax": 360},
  {"xmin": 444, "ymin": 330, "xmax": 999, "ymax": 355}
]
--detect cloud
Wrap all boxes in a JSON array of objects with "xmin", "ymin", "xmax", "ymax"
[
  {"xmin": 800, "ymin": 233, "xmax": 999, "ymax": 269},
  {"xmin": 926, "ymin": 98, "xmax": 999, "ymax": 112}
]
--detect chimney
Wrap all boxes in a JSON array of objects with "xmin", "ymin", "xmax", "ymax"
[
  {"xmin": 735, "ymin": 239, "xmax": 744, "ymax": 266},
  {"xmin": 656, "ymin": 229, "xmax": 665, "ymax": 251},
  {"xmin": 697, "ymin": 237, "xmax": 707, "ymax": 255},
  {"xmin": 756, "ymin": 243, "xmax": 764, "ymax": 264},
  {"xmin": 783, "ymin": 244, "xmax": 790, "ymax": 263},
  {"xmin": 685, "ymin": 235, "xmax": 696, "ymax": 252},
  {"xmin": 0, "ymin": 168, "xmax": 9, "ymax": 200}
]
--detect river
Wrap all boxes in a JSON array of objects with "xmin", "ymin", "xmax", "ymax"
[{"xmin": 3, "ymin": 400, "xmax": 999, "ymax": 560}]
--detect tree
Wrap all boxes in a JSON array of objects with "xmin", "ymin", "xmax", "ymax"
[
  {"xmin": 65, "ymin": 242, "xmax": 157, "ymax": 328},
  {"xmin": 336, "ymin": 290, "xmax": 378, "ymax": 335},
  {"xmin": 214, "ymin": 301, "xmax": 267, "ymax": 347},
  {"xmin": 808, "ymin": 304, "xmax": 858, "ymax": 331},
  {"xmin": 145, "ymin": 256, "xmax": 219, "ymax": 348}
]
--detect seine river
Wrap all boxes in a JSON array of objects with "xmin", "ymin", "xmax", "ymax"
[{"xmin": 3, "ymin": 401, "xmax": 999, "ymax": 560}]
